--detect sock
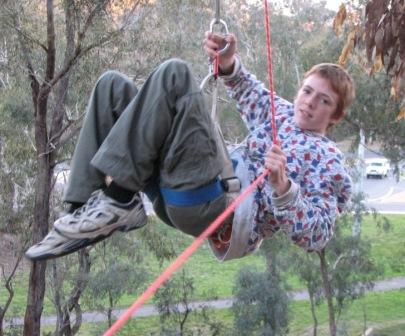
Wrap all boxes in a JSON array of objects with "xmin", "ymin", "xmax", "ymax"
[
  {"xmin": 104, "ymin": 181, "xmax": 136, "ymax": 204},
  {"xmin": 67, "ymin": 202, "xmax": 84, "ymax": 213}
]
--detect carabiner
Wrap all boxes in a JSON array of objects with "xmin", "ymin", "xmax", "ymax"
[{"xmin": 209, "ymin": 18, "xmax": 230, "ymax": 55}]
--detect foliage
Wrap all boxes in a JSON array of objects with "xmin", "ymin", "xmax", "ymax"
[
  {"xmin": 155, "ymin": 269, "xmax": 224, "ymax": 335},
  {"xmin": 334, "ymin": 0, "xmax": 405, "ymax": 120},
  {"xmin": 0, "ymin": 77, "xmax": 35, "ymax": 237},
  {"xmin": 232, "ymin": 265, "xmax": 290, "ymax": 335},
  {"xmin": 82, "ymin": 235, "xmax": 149, "ymax": 327},
  {"xmin": 232, "ymin": 233, "xmax": 290, "ymax": 336},
  {"xmin": 0, "ymin": 0, "xmax": 404, "ymax": 334},
  {"xmin": 346, "ymin": 64, "xmax": 405, "ymax": 162}
]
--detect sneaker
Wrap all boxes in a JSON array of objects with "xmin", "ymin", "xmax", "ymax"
[
  {"xmin": 25, "ymin": 229, "xmax": 105, "ymax": 261},
  {"xmin": 54, "ymin": 190, "xmax": 147, "ymax": 239}
]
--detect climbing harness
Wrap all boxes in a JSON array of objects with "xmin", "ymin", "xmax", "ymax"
[
  {"xmin": 103, "ymin": 1, "xmax": 276, "ymax": 334},
  {"xmin": 200, "ymin": 0, "xmax": 240, "ymax": 199},
  {"xmin": 161, "ymin": 2, "xmax": 239, "ymax": 251}
]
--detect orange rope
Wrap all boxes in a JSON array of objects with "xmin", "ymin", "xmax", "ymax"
[
  {"xmin": 214, "ymin": 52, "xmax": 219, "ymax": 78},
  {"xmin": 263, "ymin": 0, "xmax": 278, "ymax": 145},
  {"xmin": 103, "ymin": 2, "xmax": 278, "ymax": 335},
  {"xmin": 103, "ymin": 169, "xmax": 269, "ymax": 336}
]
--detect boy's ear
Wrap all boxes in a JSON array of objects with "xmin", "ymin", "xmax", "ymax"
[{"xmin": 330, "ymin": 109, "xmax": 345, "ymax": 125}]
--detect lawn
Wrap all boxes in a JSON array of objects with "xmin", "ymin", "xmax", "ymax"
[
  {"xmin": 128, "ymin": 213, "xmax": 405, "ymax": 303},
  {"xmin": 2, "ymin": 214, "xmax": 405, "ymax": 321},
  {"xmin": 39, "ymin": 289, "xmax": 405, "ymax": 335}
]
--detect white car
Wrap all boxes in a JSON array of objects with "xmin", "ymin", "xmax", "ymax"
[{"xmin": 365, "ymin": 158, "xmax": 390, "ymax": 179}]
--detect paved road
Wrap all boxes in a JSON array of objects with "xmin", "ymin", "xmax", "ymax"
[
  {"xmin": 363, "ymin": 175, "xmax": 405, "ymax": 213},
  {"xmin": 5, "ymin": 277, "xmax": 405, "ymax": 327}
]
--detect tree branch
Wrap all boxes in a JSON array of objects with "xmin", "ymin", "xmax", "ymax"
[
  {"xmin": 2, "ymin": 5, "xmax": 48, "ymax": 52},
  {"xmin": 12, "ymin": 7, "xmax": 40, "ymax": 112},
  {"xmin": 42, "ymin": 0, "xmax": 147, "ymax": 97},
  {"xmin": 77, "ymin": 0, "xmax": 110, "ymax": 45},
  {"xmin": 44, "ymin": 0, "xmax": 56, "ymax": 83},
  {"xmin": 0, "ymin": 250, "xmax": 24, "ymax": 319},
  {"xmin": 48, "ymin": 113, "xmax": 85, "ymax": 157},
  {"xmin": 49, "ymin": 0, "xmax": 76, "ymax": 150}
]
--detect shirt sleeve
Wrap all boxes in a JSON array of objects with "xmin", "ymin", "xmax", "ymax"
[
  {"xmin": 221, "ymin": 57, "xmax": 293, "ymax": 132},
  {"xmin": 271, "ymin": 161, "xmax": 352, "ymax": 252}
]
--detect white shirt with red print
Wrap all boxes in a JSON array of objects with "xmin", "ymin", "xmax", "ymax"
[{"xmin": 212, "ymin": 59, "xmax": 352, "ymax": 261}]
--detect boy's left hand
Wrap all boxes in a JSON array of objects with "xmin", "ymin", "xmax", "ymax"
[{"xmin": 265, "ymin": 145, "xmax": 290, "ymax": 196}]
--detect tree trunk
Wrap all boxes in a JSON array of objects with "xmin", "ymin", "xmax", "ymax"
[
  {"xmin": 318, "ymin": 249, "xmax": 336, "ymax": 336},
  {"xmin": 60, "ymin": 311, "xmax": 73, "ymax": 336},
  {"xmin": 23, "ymin": 165, "xmax": 52, "ymax": 335},
  {"xmin": 108, "ymin": 294, "xmax": 113, "ymax": 327},
  {"xmin": 24, "ymin": 90, "xmax": 53, "ymax": 335},
  {"xmin": 308, "ymin": 291, "xmax": 318, "ymax": 336}
]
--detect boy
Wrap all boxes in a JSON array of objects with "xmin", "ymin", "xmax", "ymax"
[{"xmin": 26, "ymin": 32, "xmax": 354, "ymax": 261}]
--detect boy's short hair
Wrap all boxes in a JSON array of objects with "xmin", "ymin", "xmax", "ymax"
[{"xmin": 304, "ymin": 63, "xmax": 355, "ymax": 121}]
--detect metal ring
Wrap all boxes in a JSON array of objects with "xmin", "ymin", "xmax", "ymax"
[
  {"xmin": 200, "ymin": 73, "xmax": 215, "ymax": 91},
  {"xmin": 209, "ymin": 18, "xmax": 230, "ymax": 55}
]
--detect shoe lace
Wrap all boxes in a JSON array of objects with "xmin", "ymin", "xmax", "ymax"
[{"xmin": 72, "ymin": 190, "xmax": 102, "ymax": 218}]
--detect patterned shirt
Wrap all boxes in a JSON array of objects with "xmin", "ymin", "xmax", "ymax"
[{"xmin": 224, "ymin": 62, "xmax": 352, "ymax": 253}]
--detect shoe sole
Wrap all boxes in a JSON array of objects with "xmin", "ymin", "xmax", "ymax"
[
  {"xmin": 55, "ymin": 207, "xmax": 147, "ymax": 240},
  {"xmin": 26, "ymin": 207, "xmax": 147, "ymax": 261},
  {"xmin": 25, "ymin": 234, "xmax": 109, "ymax": 261}
]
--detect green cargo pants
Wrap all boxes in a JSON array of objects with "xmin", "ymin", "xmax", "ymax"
[{"xmin": 64, "ymin": 59, "xmax": 228, "ymax": 236}]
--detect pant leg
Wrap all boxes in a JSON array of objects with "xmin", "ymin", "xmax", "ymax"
[
  {"xmin": 91, "ymin": 59, "xmax": 223, "ymax": 191},
  {"xmin": 64, "ymin": 71, "xmax": 138, "ymax": 203},
  {"xmin": 91, "ymin": 59, "xmax": 228, "ymax": 236}
]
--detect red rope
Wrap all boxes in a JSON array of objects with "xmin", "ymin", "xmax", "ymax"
[
  {"xmin": 214, "ymin": 52, "xmax": 219, "ymax": 78},
  {"xmin": 263, "ymin": 0, "xmax": 278, "ymax": 145},
  {"xmin": 103, "ymin": 169, "xmax": 269, "ymax": 336},
  {"xmin": 103, "ymin": 3, "xmax": 278, "ymax": 335}
]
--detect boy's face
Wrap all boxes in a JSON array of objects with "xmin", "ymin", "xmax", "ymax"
[{"xmin": 293, "ymin": 74, "xmax": 340, "ymax": 135}]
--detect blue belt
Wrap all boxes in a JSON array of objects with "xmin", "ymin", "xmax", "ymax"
[{"xmin": 160, "ymin": 179, "xmax": 224, "ymax": 207}]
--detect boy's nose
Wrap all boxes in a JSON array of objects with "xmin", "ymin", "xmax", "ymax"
[{"xmin": 305, "ymin": 94, "xmax": 316, "ymax": 108}]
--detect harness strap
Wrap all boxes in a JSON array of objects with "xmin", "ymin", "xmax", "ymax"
[
  {"xmin": 161, "ymin": 179, "xmax": 223, "ymax": 207},
  {"xmin": 159, "ymin": 151, "xmax": 240, "ymax": 207}
]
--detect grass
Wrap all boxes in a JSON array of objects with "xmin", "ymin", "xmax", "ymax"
[
  {"xmin": 38, "ymin": 289, "xmax": 405, "ymax": 335},
  {"xmin": 361, "ymin": 214, "xmax": 405, "ymax": 279},
  {"xmin": 374, "ymin": 322, "xmax": 405, "ymax": 336},
  {"xmin": 287, "ymin": 289, "xmax": 405, "ymax": 335},
  {"xmin": 2, "ymin": 214, "xmax": 405, "ymax": 320}
]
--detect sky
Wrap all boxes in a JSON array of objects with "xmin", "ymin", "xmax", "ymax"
[
  {"xmin": 323, "ymin": 0, "xmax": 344, "ymax": 11},
  {"xmin": 250, "ymin": 0, "xmax": 345, "ymax": 12}
]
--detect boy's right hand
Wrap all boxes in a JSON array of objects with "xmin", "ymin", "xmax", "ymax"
[{"xmin": 203, "ymin": 31, "xmax": 237, "ymax": 75}]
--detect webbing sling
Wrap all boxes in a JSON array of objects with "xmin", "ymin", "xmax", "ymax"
[
  {"xmin": 161, "ymin": 15, "xmax": 240, "ymax": 207},
  {"xmin": 160, "ymin": 159, "xmax": 240, "ymax": 207},
  {"xmin": 160, "ymin": 179, "xmax": 223, "ymax": 207}
]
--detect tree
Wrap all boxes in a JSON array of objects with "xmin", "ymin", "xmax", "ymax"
[
  {"xmin": 335, "ymin": 0, "xmax": 405, "ymax": 120},
  {"xmin": 0, "ymin": 28, "xmax": 36, "ymax": 335},
  {"xmin": 155, "ymin": 269, "xmax": 195, "ymax": 335},
  {"xmin": 47, "ymin": 250, "xmax": 91, "ymax": 336},
  {"xmin": 291, "ymin": 252, "xmax": 323, "ymax": 336},
  {"xmin": 0, "ymin": 254, "xmax": 24, "ymax": 336},
  {"xmin": 317, "ymin": 210, "xmax": 384, "ymax": 336},
  {"xmin": 0, "ymin": 1, "xmax": 149, "ymax": 334},
  {"xmin": 82, "ymin": 234, "xmax": 149, "ymax": 328},
  {"xmin": 155, "ymin": 268, "xmax": 224, "ymax": 336},
  {"xmin": 232, "ymin": 233, "xmax": 290, "ymax": 336}
]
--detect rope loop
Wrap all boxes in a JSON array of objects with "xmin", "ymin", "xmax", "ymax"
[
  {"xmin": 215, "ymin": 0, "xmax": 220, "ymax": 23},
  {"xmin": 209, "ymin": 18, "xmax": 230, "ymax": 55},
  {"xmin": 102, "ymin": 2, "xmax": 280, "ymax": 335}
]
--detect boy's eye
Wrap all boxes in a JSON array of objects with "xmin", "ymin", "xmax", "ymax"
[{"xmin": 322, "ymin": 98, "xmax": 331, "ymax": 105}]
